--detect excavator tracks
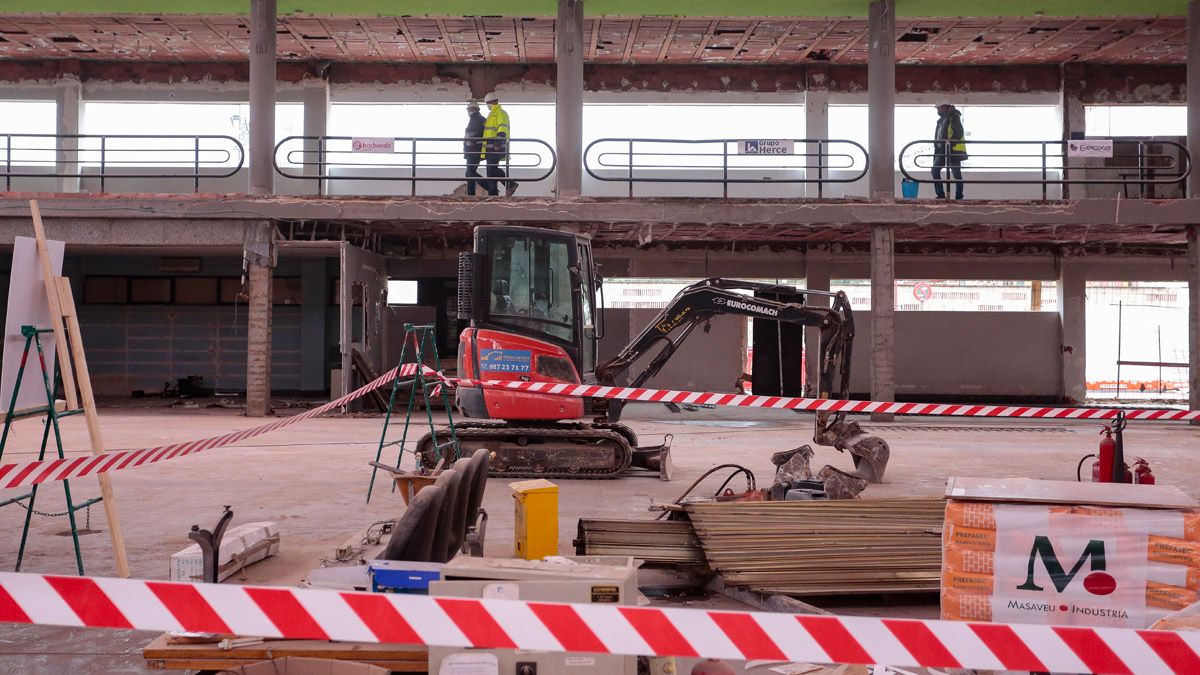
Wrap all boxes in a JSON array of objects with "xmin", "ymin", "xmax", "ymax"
[{"xmin": 417, "ymin": 422, "xmax": 634, "ymax": 479}]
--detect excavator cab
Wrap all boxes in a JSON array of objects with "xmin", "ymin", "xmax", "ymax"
[{"xmin": 455, "ymin": 226, "xmax": 603, "ymax": 421}]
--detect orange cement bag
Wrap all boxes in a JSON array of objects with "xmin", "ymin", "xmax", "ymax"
[{"xmin": 942, "ymin": 500, "xmax": 1200, "ymax": 628}]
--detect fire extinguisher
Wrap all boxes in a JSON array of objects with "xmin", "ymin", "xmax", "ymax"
[
  {"xmin": 1093, "ymin": 425, "xmax": 1117, "ymax": 483},
  {"xmin": 1132, "ymin": 457, "xmax": 1156, "ymax": 484},
  {"xmin": 1078, "ymin": 412, "xmax": 1137, "ymax": 483}
]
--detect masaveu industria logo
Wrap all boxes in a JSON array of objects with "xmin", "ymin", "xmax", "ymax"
[{"xmin": 1017, "ymin": 536, "xmax": 1116, "ymax": 595}]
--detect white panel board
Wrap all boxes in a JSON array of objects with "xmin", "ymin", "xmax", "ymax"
[{"xmin": 1, "ymin": 236, "xmax": 65, "ymax": 411}]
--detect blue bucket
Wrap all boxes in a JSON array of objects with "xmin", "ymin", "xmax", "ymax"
[{"xmin": 901, "ymin": 179, "xmax": 919, "ymax": 199}]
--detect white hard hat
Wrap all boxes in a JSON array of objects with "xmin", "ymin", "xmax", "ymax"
[
  {"xmin": 484, "ymin": 92, "xmax": 499, "ymax": 103},
  {"xmin": 466, "ymin": 100, "xmax": 479, "ymax": 111}
]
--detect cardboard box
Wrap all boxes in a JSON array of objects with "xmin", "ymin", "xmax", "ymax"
[
  {"xmin": 170, "ymin": 521, "xmax": 280, "ymax": 583},
  {"xmin": 942, "ymin": 477, "xmax": 1200, "ymax": 628}
]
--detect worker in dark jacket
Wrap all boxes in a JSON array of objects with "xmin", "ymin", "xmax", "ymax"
[
  {"xmin": 932, "ymin": 103, "xmax": 967, "ymax": 199},
  {"xmin": 463, "ymin": 101, "xmax": 486, "ymax": 196}
]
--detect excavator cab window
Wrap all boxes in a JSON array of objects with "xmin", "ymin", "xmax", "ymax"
[{"xmin": 486, "ymin": 232, "xmax": 577, "ymax": 344}]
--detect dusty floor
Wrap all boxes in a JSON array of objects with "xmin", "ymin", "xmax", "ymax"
[{"xmin": 2, "ymin": 400, "xmax": 1199, "ymax": 673}]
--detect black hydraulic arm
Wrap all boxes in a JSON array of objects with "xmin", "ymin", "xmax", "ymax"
[{"xmin": 592, "ymin": 278, "xmax": 855, "ymax": 422}]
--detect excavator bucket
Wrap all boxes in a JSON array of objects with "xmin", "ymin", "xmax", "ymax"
[
  {"xmin": 815, "ymin": 417, "xmax": 891, "ymax": 484},
  {"xmin": 848, "ymin": 435, "xmax": 890, "ymax": 483}
]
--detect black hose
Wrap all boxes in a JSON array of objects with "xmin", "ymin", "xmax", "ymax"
[
  {"xmin": 656, "ymin": 463, "xmax": 756, "ymax": 520},
  {"xmin": 1077, "ymin": 453, "xmax": 1096, "ymax": 482},
  {"xmin": 713, "ymin": 468, "xmax": 755, "ymax": 496}
]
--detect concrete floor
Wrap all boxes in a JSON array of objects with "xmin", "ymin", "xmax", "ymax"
[{"xmin": 2, "ymin": 400, "xmax": 1199, "ymax": 673}]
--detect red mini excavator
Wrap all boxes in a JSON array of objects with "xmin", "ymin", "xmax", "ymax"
[{"xmin": 417, "ymin": 225, "xmax": 890, "ymax": 481}]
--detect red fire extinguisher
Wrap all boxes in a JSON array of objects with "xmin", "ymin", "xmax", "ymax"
[
  {"xmin": 1093, "ymin": 426, "xmax": 1116, "ymax": 483},
  {"xmin": 1132, "ymin": 457, "xmax": 1156, "ymax": 484}
]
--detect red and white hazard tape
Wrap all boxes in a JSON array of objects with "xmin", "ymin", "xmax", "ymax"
[
  {"xmin": 2, "ymin": 368, "xmax": 1195, "ymax": 492},
  {"xmin": 0, "ymin": 363, "xmax": 434, "ymax": 491},
  {"xmin": 0, "ymin": 571, "xmax": 1197, "ymax": 674},
  {"xmin": 458, "ymin": 378, "xmax": 1200, "ymax": 422}
]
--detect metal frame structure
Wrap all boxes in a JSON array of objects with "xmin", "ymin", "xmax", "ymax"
[
  {"xmin": 900, "ymin": 139, "xmax": 1192, "ymax": 201},
  {"xmin": 0, "ymin": 133, "xmax": 244, "ymax": 193},
  {"xmin": 0, "ymin": 326, "xmax": 100, "ymax": 575},
  {"xmin": 273, "ymin": 135, "xmax": 557, "ymax": 196},
  {"xmin": 583, "ymin": 137, "xmax": 870, "ymax": 197}
]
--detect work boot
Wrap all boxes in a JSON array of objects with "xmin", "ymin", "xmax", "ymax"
[{"xmin": 505, "ymin": 181, "xmax": 520, "ymax": 197}]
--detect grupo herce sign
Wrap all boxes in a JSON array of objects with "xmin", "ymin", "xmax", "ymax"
[
  {"xmin": 351, "ymin": 137, "xmax": 395, "ymax": 153},
  {"xmin": 1067, "ymin": 139, "xmax": 1113, "ymax": 158}
]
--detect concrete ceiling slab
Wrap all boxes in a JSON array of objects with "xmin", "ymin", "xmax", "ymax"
[{"xmin": 0, "ymin": 14, "xmax": 1187, "ymax": 65}]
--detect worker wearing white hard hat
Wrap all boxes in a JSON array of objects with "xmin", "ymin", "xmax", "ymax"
[{"xmin": 481, "ymin": 93, "xmax": 519, "ymax": 196}]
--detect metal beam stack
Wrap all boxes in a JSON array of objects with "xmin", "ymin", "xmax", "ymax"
[{"xmin": 686, "ymin": 498, "xmax": 945, "ymax": 596}]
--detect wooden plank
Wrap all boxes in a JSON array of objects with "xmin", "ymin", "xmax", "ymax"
[
  {"xmin": 28, "ymin": 200, "xmax": 77, "ymax": 409},
  {"xmin": 945, "ymin": 476, "xmax": 1197, "ymax": 509},
  {"xmin": 57, "ymin": 276, "xmax": 130, "ymax": 578},
  {"xmin": 143, "ymin": 634, "xmax": 427, "ymax": 662},
  {"xmin": 352, "ymin": 348, "xmax": 389, "ymax": 411},
  {"xmin": 145, "ymin": 658, "xmax": 426, "ymax": 671}
]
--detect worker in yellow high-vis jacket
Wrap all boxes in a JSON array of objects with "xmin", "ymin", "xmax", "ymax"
[
  {"xmin": 482, "ymin": 93, "xmax": 519, "ymax": 197},
  {"xmin": 932, "ymin": 103, "xmax": 968, "ymax": 200}
]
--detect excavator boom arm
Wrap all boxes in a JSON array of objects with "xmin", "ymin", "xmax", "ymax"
[{"xmin": 593, "ymin": 278, "xmax": 856, "ymax": 415}]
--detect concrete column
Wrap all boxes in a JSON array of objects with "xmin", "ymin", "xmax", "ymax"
[
  {"xmin": 1060, "ymin": 66, "xmax": 1086, "ymax": 200},
  {"xmin": 55, "ymin": 75, "xmax": 82, "ymax": 193},
  {"xmin": 870, "ymin": 225, "xmax": 895, "ymax": 420},
  {"xmin": 249, "ymin": 0, "xmax": 277, "ymax": 196},
  {"xmin": 867, "ymin": 0, "xmax": 895, "ymax": 199},
  {"xmin": 555, "ymin": 0, "xmax": 585, "ymax": 197},
  {"xmin": 244, "ymin": 223, "xmax": 276, "ymax": 417},
  {"xmin": 1188, "ymin": 0, "xmax": 1199, "ymax": 198},
  {"xmin": 804, "ymin": 246, "xmax": 831, "ymax": 395},
  {"xmin": 804, "ymin": 91, "xmax": 829, "ymax": 198},
  {"xmin": 301, "ymin": 75, "xmax": 330, "ymax": 195},
  {"xmin": 1057, "ymin": 260, "xmax": 1087, "ymax": 403},
  {"xmin": 1189, "ymin": 227, "xmax": 1200, "ymax": 417}
]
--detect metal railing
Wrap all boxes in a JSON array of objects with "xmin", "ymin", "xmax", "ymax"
[
  {"xmin": 0, "ymin": 133, "xmax": 244, "ymax": 193},
  {"xmin": 273, "ymin": 136, "xmax": 557, "ymax": 196},
  {"xmin": 899, "ymin": 139, "xmax": 1191, "ymax": 201},
  {"xmin": 584, "ymin": 138, "xmax": 869, "ymax": 197}
]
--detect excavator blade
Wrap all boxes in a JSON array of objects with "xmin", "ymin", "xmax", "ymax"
[{"xmin": 630, "ymin": 433, "xmax": 674, "ymax": 481}]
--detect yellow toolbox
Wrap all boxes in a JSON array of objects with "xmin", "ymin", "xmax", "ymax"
[{"xmin": 510, "ymin": 479, "xmax": 559, "ymax": 560}]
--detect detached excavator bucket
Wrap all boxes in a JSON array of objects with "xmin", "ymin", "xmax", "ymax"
[
  {"xmin": 848, "ymin": 435, "xmax": 890, "ymax": 483},
  {"xmin": 816, "ymin": 418, "xmax": 891, "ymax": 484},
  {"xmin": 630, "ymin": 434, "xmax": 674, "ymax": 481}
]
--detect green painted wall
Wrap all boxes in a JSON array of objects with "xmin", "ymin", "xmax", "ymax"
[{"xmin": 3, "ymin": 1, "xmax": 1187, "ymax": 18}]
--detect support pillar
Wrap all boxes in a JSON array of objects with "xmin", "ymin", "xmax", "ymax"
[
  {"xmin": 1058, "ymin": 260, "xmax": 1087, "ymax": 404},
  {"xmin": 1060, "ymin": 65, "xmax": 1086, "ymax": 200},
  {"xmin": 55, "ymin": 75, "xmax": 82, "ymax": 193},
  {"xmin": 1189, "ymin": 227, "xmax": 1199, "ymax": 417},
  {"xmin": 249, "ymin": 0, "xmax": 277, "ymax": 196},
  {"xmin": 301, "ymin": 74, "xmax": 330, "ymax": 195},
  {"xmin": 555, "ymin": 0, "xmax": 584, "ymax": 197},
  {"xmin": 867, "ymin": 0, "xmax": 895, "ymax": 199},
  {"xmin": 804, "ymin": 91, "xmax": 829, "ymax": 198},
  {"xmin": 870, "ymin": 225, "xmax": 895, "ymax": 421},
  {"xmin": 245, "ymin": 223, "xmax": 276, "ymax": 417},
  {"xmin": 1188, "ymin": 0, "xmax": 1199, "ymax": 198},
  {"xmin": 804, "ymin": 246, "xmax": 831, "ymax": 395}
]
